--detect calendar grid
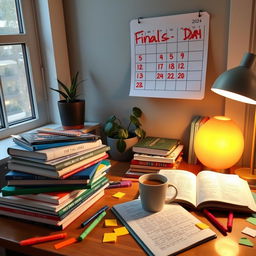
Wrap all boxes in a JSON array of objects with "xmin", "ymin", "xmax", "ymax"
[{"xmin": 130, "ymin": 12, "xmax": 209, "ymax": 99}]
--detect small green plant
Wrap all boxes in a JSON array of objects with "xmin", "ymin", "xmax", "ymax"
[
  {"xmin": 50, "ymin": 71, "xmax": 84, "ymax": 103},
  {"xmin": 104, "ymin": 107, "xmax": 146, "ymax": 152}
]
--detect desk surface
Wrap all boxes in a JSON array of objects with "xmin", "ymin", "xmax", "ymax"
[{"xmin": 0, "ymin": 161, "xmax": 255, "ymax": 256}]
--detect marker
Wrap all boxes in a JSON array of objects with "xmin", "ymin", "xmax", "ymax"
[
  {"xmin": 54, "ymin": 237, "xmax": 77, "ymax": 249},
  {"xmin": 227, "ymin": 211, "xmax": 234, "ymax": 232},
  {"xmin": 78, "ymin": 211, "xmax": 106, "ymax": 241},
  {"xmin": 20, "ymin": 233, "xmax": 67, "ymax": 246},
  {"xmin": 203, "ymin": 209, "xmax": 227, "ymax": 235},
  {"xmin": 107, "ymin": 180, "xmax": 132, "ymax": 188},
  {"xmin": 81, "ymin": 205, "xmax": 109, "ymax": 228}
]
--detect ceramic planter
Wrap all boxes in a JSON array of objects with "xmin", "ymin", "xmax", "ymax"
[
  {"xmin": 107, "ymin": 136, "xmax": 138, "ymax": 161},
  {"xmin": 58, "ymin": 100, "xmax": 85, "ymax": 129}
]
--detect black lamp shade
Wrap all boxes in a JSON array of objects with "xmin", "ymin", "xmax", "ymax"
[{"xmin": 211, "ymin": 53, "xmax": 256, "ymax": 105}]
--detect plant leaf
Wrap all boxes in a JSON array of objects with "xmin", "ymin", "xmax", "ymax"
[
  {"xmin": 117, "ymin": 139, "xmax": 126, "ymax": 152},
  {"xmin": 118, "ymin": 128, "xmax": 129, "ymax": 139},
  {"xmin": 135, "ymin": 127, "xmax": 146, "ymax": 138},
  {"xmin": 106, "ymin": 115, "xmax": 116, "ymax": 123},
  {"xmin": 132, "ymin": 107, "xmax": 142, "ymax": 117},
  {"xmin": 104, "ymin": 122, "xmax": 113, "ymax": 135},
  {"xmin": 130, "ymin": 115, "xmax": 141, "ymax": 127},
  {"xmin": 50, "ymin": 88, "xmax": 68, "ymax": 100}
]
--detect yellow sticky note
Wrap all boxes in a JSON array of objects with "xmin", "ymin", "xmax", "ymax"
[
  {"xmin": 105, "ymin": 219, "xmax": 118, "ymax": 227},
  {"xmin": 112, "ymin": 192, "xmax": 125, "ymax": 199},
  {"xmin": 196, "ymin": 222, "xmax": 209, "ymax": 230},
  {"xmin": 103, "ymin": 233, "xmax": 117, "ymax": 243},
  {"xmin": 114, "ymin": 226, "xmax": 129, "ymax": 236}
]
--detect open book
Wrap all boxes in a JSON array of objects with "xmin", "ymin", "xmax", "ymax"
[
  {"xmin": 112, "ymin": 199, "xmax": 216, "ymax": 256},
  {"xmin": 159, "ymin": 170, "xmax": 256, "ymax": 212}
]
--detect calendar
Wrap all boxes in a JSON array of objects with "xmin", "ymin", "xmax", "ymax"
[{"xmin": 129, "ymin": 12, "xmax": 209, "ymax": 99}]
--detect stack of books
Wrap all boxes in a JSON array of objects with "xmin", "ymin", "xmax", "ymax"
[
  {"xmin": 125, "ymin": 136, "xmax": 183, "ymax": 178},
  {"xmin": 0, "ymin": 128, "xmax": 111, "ymax": 229}
]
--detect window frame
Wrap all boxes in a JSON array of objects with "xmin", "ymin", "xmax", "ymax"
[{"xmin": 0, "ymin": 0, "xmax": 49, "ymax": 139}]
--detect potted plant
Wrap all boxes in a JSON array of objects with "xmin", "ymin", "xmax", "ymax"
[
  {"xmin": 104, "ymin": 107, "xmax": 146, "ymax": 161},
  {"xmin": 51, "ymin": 72, "xmax": 85, "ymax": 129}
]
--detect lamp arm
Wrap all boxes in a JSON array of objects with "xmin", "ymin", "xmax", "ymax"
[{"xmin": 250, "ymin": 108, "xmax": 256, "ymax": 175}]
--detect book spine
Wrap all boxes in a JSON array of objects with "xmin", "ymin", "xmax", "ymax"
[
  {"xmin": 1, "ymin": 183, "xmax": 91, "ymax": 196},
  {"xmin": 42, "ymin": 140, "xmax": 102, "ymax": 161},
  {"xmin": 130, "ymin": 159, "xmax": 174, "ymax": 167},
  {"xmin": 54, "ymin": 146, "xmax": 110, "ymax": 170},
  {"xmin": 61, "ymin": 154, "xmax": 108, "ymax": 179},
  {"xmin": 0, "ymin": 206, "xmax": 59, "ymax": 221},
  {"xmin": 58, "ymin": 176, "xmax": 109, "ymax": 216}
]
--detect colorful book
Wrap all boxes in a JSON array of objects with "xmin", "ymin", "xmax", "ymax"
[
  {"xmin": 7, "ymin": 139, "xmax": 102, "ymax": 161},
  {"xmin": 14, "ymin": 131, "xmax": 99, "ymax": 145},
  {"xmin": 8, "ymin": 145, "xmax": 110, "ymax": 171},
  {"xmin": 1, "ymin": 174, "xmax": 109, "ymax": 197},
  {"xmin": 133, "ymin": 137, "xmax": 180, "ymax": 156},
  {"xmin": 0, "ymin": 188, "xmax": 105, "ymax": 230},
  {"xmin": 7, "ymin": 152, "xmax": 108, "ymax": 178},
  {"xmin": 6, "ymin": 161, "xmax": 111, "ymax": 186},
  {"xmin": 112, "ymin": 199, "xmax": 216, "ymax": 256},
  {"xmin": 133, "ymin": 144, "xmax": 183, "ymax": 163},
  {"xmin": 130, "ymin": 159, "xmax": 176, "ymax": 168}
]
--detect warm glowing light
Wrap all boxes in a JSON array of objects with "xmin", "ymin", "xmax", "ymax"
[
  {"xmin": 215, "ymin": 237, "xmax": 239, "ymax": 256},
  {"xmin": 211, "ymin": 88, "xmax": 256, "ymax": 105},
  {"xmin": 194, "ymin": 116, "xmax": 244, "ymax": 170}
]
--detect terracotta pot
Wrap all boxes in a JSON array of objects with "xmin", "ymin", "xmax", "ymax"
[
  {"xmin": 58, "ymin": 100, "xmax": 85, "ymax": 129},
  {"xmin": 107, "ymin": 136, "xmax": 138, "ymax": 161}
]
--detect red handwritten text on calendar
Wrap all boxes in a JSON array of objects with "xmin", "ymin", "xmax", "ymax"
[{"xmin": 129, "ymin": 12, "xmax": 209, "ymax": 99}]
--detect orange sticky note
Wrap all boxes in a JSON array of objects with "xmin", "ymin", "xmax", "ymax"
[
  {"xmin": 54, "ymin": 237, "xmax": 77, "ymax": 249},
  {"xmin": 103, "ymin": 233, "xmax": 117, "ymax": 243},
  {"xmin": 112, "ymin": 192, "xmax": 125, "ymax": 199},
  {"xmin": 105, "ymin": 219, "xmax": 118, "ymax": 227},
  {"xmin": 114, "ymin": 226, "xmax": 129, "ymax": 236},
  {"xmin": 196, "ymin": 222, "xmax": 209, "ymax": 230}
]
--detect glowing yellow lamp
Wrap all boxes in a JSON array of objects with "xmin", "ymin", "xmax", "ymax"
[{"xmin": 194, "ymin": 116, "xmax": 244, "ymax": 170}]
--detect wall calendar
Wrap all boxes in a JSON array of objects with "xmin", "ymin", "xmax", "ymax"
[{"xmin": 129, "ymin": 12, "xmax": 209, "ymax": 99}]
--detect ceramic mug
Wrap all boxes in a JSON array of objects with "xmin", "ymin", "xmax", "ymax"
[{"xmin": 139, "ymin": 173, "xmax": 178, "ymax": 212}]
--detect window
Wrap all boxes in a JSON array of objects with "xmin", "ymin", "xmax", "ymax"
[{"xmin": 0, "ymin": 0, "xmax": 48, "ymax": 138}]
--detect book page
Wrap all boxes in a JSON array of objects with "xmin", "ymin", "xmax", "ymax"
[
  {"xmin": 113, "ymin": 200, "xmax": 216, "ymax": 256},
  {"xmin": 196, "ymin": 171, "xmax": 256, "ymax": 211},
  {"xmin": 159, "ymin": 170, "xmax": 197, "ymax": 207}
]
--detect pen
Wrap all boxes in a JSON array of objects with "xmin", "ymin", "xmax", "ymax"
[
  {"xmin": 78, "ymin": 211, "xmax": 106, "ymax": 241},
  {"xmin": 203, "ymin": 209, "xmax": 227, "ymax": 235},
  {"xmin": 81, "ymin": 205, "xmax": 109, "ymax": 227},
  {"xmin": 107, "ymin": 180, "xmax": 132, "ymax": 188},
  {"xmin": 20, "ymin": 233, "xmax": 67, "ymax": 246},
  {"xmin": 227, "ymin": 211, "xmax": 234, "ymax": 232}
]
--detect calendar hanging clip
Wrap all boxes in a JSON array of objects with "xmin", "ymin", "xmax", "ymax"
[
  {"xmin": 137, "ymin": 17, "xmax": 143, "ymax": 24},
  {"xmin": 198, "ymin": 10, "xmax": 203, "ymax": 17}
]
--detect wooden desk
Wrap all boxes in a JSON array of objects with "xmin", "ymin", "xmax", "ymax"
[{"xmin": 0, "ymin": 161, "xmax": 255, "ymax": 256}]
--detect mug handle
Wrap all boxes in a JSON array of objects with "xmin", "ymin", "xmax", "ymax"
[{"xmin": 165, "ymin": 184, "xmax": 178, "ymax": 203}]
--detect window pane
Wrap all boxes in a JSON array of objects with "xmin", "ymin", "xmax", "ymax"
[
  {"xmin": 0, "ymin": 44, "xmax": 34, "ymax": 124},
  {"xmin": 0, "ymin": 0, "xmax": 21, "ymax": 35}
]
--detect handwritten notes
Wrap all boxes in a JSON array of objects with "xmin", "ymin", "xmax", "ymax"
[{"xmin": 129, "ymin": 12, "xmax": 209, "ymax": 99}]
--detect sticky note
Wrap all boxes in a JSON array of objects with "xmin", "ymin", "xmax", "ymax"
[
  {"xmin": 195, "ymin": 222, "xmax": 209, "ymax": 230},
  {"xmin": 114, "ymin": 226, "xmax": 129, "ymax": 236},
  {"xmin": 112, "ymin": 192, "xmax": 125, "ymax": 199},
  {"xmin": 246, "ymin": 217, "xmax": 256, "ymax": 225},
  {"xmin": 103, "ymin": 233, "xmax": 117, "ymax": 243},
  {"xmin": 241, "ymin": 227, "xmax": 256, "ymax": 238},
  {"xmin": 239, "ymin": 237, "xmax": 254, "ymax": 247},
  {"xmin": 105, "ymin": 219, "xmax": 118, "ymax": 227}
]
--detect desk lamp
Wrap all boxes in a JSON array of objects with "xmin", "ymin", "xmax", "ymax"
[{"xmin": 211, "ymin": 52, "xmax": 256, "ymax": 185}]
